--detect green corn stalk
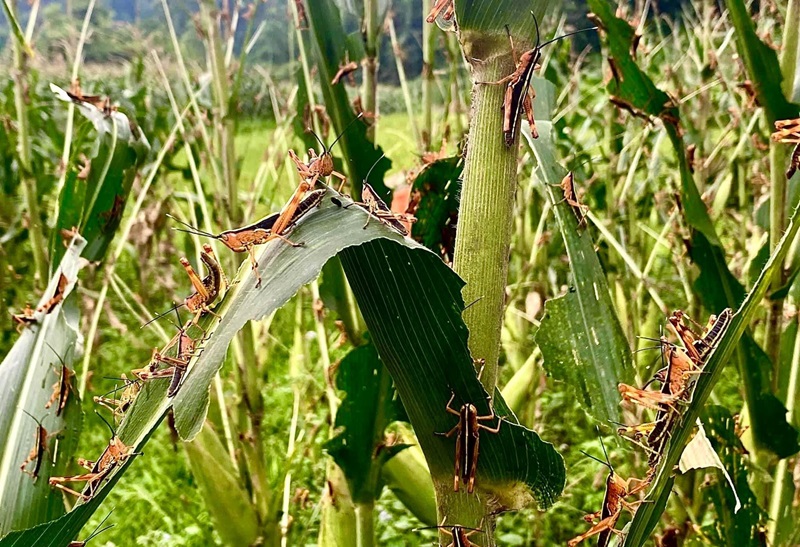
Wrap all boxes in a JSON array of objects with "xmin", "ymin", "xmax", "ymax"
[
  {"xmin": 421, "ymin": 0, "xmax": 436, "ymax": 147},
  {"xmin": 3, "ymin": 0, "xmax": 47, "ymax": 287}
]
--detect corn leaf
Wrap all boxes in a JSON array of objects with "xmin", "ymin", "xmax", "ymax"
[
  {"xmin": 304, "ymin": 0, "xmax": 390, "ymax": 200},
  {"xmin": 698, "ymin": 406, "xmax": 765, "ymax": 547},
  {"xmin": 623, "ymin": 193, "xmax": 800, "ymax": 546},
  {"xmin": 324, "ymin": 342, "xmax": 408, "ymax": 503},
  {"xmin": 723, "ymin": 0, "xmax": 798, "ymax": 124},
  {"xmin": 408, "ymin": 156, "xmax": 462, "ymax": 259},
  {"xmin": 0, "ymin": 236, "xmax": 86, "ymax": 535},
  {"xmin": 49, "ymin": 85, "xmax": 150, "ymax": 264},
  {"xmin": 0, "ymin": 189, "xmax": 430, "ymax": 546},
  {"xmin": 340, "ymin": 239, "xmax": 566, "ymax": 510},
  {"xmin": 455, "ymin": 0, "xmax": 545, "ymax": 40},
  {"xmin": 525, "ymin": 81, "xmax": 632, "ymax": 425},
  {"xmin": 183, "ymin": 422, "xmax": 259, "ymax": 547}
]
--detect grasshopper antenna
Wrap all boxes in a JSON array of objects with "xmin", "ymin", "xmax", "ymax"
[
  {"xmin": 166, "ymin": 214, "xmax": 217, "ymax": 239},
  {"xmin": 597, "ymin": 425, "xmax": 613, "ymax": 471},
  {"xmin": 21, "ymin": 409, "xmax": 45, "ymax": 427},
  {"xmin": 170, "ymin": 306, "xmax": 185, "ymax": 332},
  {"xmin": 364, "ymin": 153, "xmax": 387, "ymax": 185},
  {"xmin": 328, "ymin": 112, "xmax": 365, "ymax": 153},
  {"xmin": 83, "ymin": 509, "xmax": 116, "ymax": 544},
  {"xmin": 95, "ymin": 410, "xmax": 117, "ymax": 437},
  {"xmin": 538, "ymin": 26, "xmax": 598, "ymax": 50},
  {"xmin": 97, "ymin": 383, "xmax": 132, "ymax": 399},
  {"xmin": 464, "ymin": 296, "xmax": 483, "ymax": 311},
  {"xmin": 44, "ymin": 342, "xmax": 69, "ymax": 366},
  {"xmin": 307, "ymin": 128, "xmax": 328, "ymax": 154},
  {"xmin": 636, "ymin": 335, "xmax": 662, "ymax": 344},
  {"xmin": 580, "ymin": 450, "xmax": 613, "ymax": 472},
  {"xmin": 531, "ymin": 11, "xmax": 540, "ymax": 49},
  {"xmin": 141, "ymin": 302, "xmax": 182, "ymax": 329}
]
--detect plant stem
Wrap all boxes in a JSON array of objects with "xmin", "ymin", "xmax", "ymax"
[
  {"xmin": 53, "ymin": 0, "xmax": 95, "ymax": 207},
  {"xmin": 781, "ymin": 0, "xmax": 800, "ymax": 102},
  {"xmin": 280, "ymin": 297, "xmax": 305, "ymax": 547},
  {"xmin": 5, "ymin": 0, "xmax": 46, "ymax": 286},
  {"xmin": 767, "ymin": 11, "xmax": 800, "ymax": 532},
  {"xmin": 447, "ymin": 33, "xmax": 464, "ymax": 139},
  {"xmin": 199, "ymin": 0, "xmax": 239, "ymax": 222},
  {"xmin": 767, "ymin": 316, "xmax": 800, "ymax": 544},
  {"xmin": 388, "ymin": 14, "xmax": 421, "ymax": 149},
  {"xmin": 452, "ymin": 39, "xmax": 519, "ymax": 394},
  {"xmin": 362, "ymin": 0, "xmax": 379, "ymax": 142},
  {"xmin": 421, "ymin": 0, "xmax": 435, "ymax": 148},
  {"xmin": 354, "ymin": 502, "xmax": 375, "ymax": 547}
]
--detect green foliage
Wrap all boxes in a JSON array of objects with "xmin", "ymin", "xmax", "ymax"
[
  {"xmin": 625, "ymin": 187, "xmax": 800, "ymax": 545},
  {"xmin": 183, "ymin": 422, "xmax": 259, "ymax": 546},
  {"xmin": 325, "ymin": 342, "xmax": 407, "ymax": 503},
  {"xmin": 0, "ymin": 238, "xmax": 85, "ymax": 535},
  {"xmin": 50, "ymin": 85, "xmax": 151, "ymax": 263},
  {"xmin": 341, "ymin": 239, "xmax": 566, "ymax": 509},
  {"xmin": 3, "ymin": 1, "xmax": 800, "ymax": 546},
  {"xmin": 526, "ymin": 89, "xmax": 633, "ymax": 425}
]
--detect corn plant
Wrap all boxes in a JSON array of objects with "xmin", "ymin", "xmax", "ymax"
[{"xmin": 1, "ymin": 0, "xmax": 800, "ymax": 546}]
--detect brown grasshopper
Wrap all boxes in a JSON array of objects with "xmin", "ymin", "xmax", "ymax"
[
  {"xmin": 668, "ymin": 308, "xmax": 732, "ymax": 364},
  {"xmin": 289, "ymin": 113, "xmax": 364, "ymax": 191},
  {"xmin": 480, "ymin": 16, "xmax": 596, "ymax": 146},
  {"xmin": 134, "ymin": 317, "xmax": 202, "ymax": 398},
  {"xmin": 426, "ymin": 0, "xmax": 454, "ymax": 24},
  {"xmin": 555, "ymin": 171, "xmax": 588, "ymax": 229},
  {"xmin": 12, "ymin": 273, "xmax": 70, "ymax": 331},
  {"xmin": 415, "ymin": 520, "xmax": 484, "ymax": 547},
  {"xmin": 645, "ymin": 339, "xmax": 706, "ymax": 458},
  {"xmin": 20, "ymin": 410, "xmax": 49, "ymax": 481},
  {"xmin": 569, "ymin": 435, "xmax": 649, "ymax": 547},
  {"xmin": 338, "ymin": 154, "xmax": 416, "ymax": 236},
  {"xmin": 93, "ymin": 375, "xmax": 141, "ymax": 420},
  {"xmin": 436, "ymin": 392, "xmax": 502, "ymax": 493},
  {"xmin": 142, "ymin": 243, "xmax": 225, "ymax": 326},
  {"xmin": 331, "ymin": 60, "xmax": 359, "ymax": 86},
  {"xmin": 772, "ymin": 118, "xmax": 800, "ymax": 178},
  {"xmin": 44, "ymin": 346, "xmax": 75, "ymax": 417},
  {"xmin": 49, "ymin": 413, "xmax": 139, "ymax": 501},
  {"xmin": 168, "ymin": 189, "xmax": 325, "ymax": 288}
]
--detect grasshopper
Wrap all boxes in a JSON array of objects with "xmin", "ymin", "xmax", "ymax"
[
  {"xmin": 569, "ymin": 435, "xmax": 648, "ymax": 547},
  {"xmin": 331, "ymin": 60, "xmax": 359, "ymax": 86},
  {"xmin": 668, "ymin": 308, "xmax": 732, "ymax": 364},
  {"xmin": 49, "ymin": 413, "xmax": 140, "ymax": 501},
  {"xmin": 12, "ymin": 273, "xmax": 70, "ymax": 331},
  {"xmin": 134, "ymin": 316, "xmax": 202, "ymax": 398},
  {"xmin": 436, "ymin": 392, "xmax": 502, "ymax": 493},
  {"xmin": 426, "ymin": 0, "xmax": 454, "ymax": 25},
  {"xmin": 44, "ymin": 346, "xmax": 76, "ymax": 417},
  {"xmin": 645, "ymin": 340, "xmax": 705, "ymax": 459},
  {"xmin": 289, "ymin": 113, "xmax": 364, "ymax": 191},
  {"xmin": 479, "ymin": 16, "xmax": 596, "ymax": 146},
  {"xmin": 772, "ymin": 118, "xmax": 800, "ymax": 178},
  {"xmin": 338, "ymin": 154, "xmax": 416, "ymax": 236},
  {"xmin": 93, "ymin": 375, "xmax": 141, "ymax": 420},
  {"xmin": 168, "ymin": 189, "xmax": 325, "ymax": 288},
  {"xmin": 416, "ymin": 520, "xmax": 484, "ymax": 547},
  {"xmin": 555, "ymin": 171, "xmax": 588, "ymax": 229},
  {"xmin": 143, "ymin": 243, "xmax": 225, "ymax": 326},
  {"xmin": 20, "ymin": 410, "xmax": 49, "ymax": 481}
]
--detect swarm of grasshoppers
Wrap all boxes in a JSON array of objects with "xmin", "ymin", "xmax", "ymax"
[{"xmin": 571, "ymin": 309, "xmax": 732, "ymax": 545}]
